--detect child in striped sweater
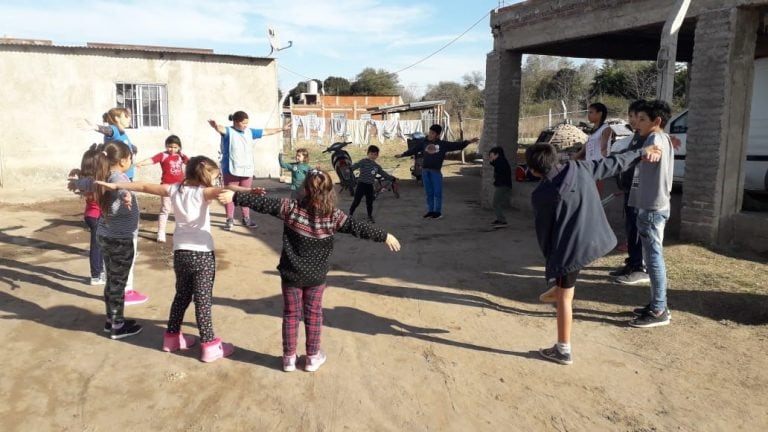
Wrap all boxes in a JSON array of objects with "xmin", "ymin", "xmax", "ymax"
[
  {"xmin": 218, "ymin": 169, "xmax": 400, "ymax": 372},
  {"xmin": 348, "ymin": 145, "xmax": 397, "ymax": 223}
]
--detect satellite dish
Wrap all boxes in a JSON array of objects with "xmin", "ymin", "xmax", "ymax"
[{"xmin": 267, "ymin": 27, "xmax": 293, "ymax": 56}]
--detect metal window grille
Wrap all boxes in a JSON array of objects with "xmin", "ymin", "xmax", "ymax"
[{"xmin": 115, "ymin": 83, "xmax": 169, "ymax": 129}]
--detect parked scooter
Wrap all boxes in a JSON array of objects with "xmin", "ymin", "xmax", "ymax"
[
  {"xmin": 405, "ymin": 132, "xmax": 426, "ymax": 183},
  {"xmin": 322, "ymin": 141, "xmax": 357, "ymax": 196},
  {"xmin": 373, "ymin": 171, "xmax": 400, "ymax": 199}
]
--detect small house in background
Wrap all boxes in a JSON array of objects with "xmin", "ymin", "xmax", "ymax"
[{"xmin": 0, "ymin": 38, "xmax": 282, "ymax": 188}]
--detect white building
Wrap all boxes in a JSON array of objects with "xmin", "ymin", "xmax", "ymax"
[{"xmin": 0, "ymin": 39, "xmax": 282, "ymax": 188}]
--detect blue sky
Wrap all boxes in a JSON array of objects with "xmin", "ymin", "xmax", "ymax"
[{"xmin": 0, "ymin": 0, "xmax": 524, "ymax": 95}]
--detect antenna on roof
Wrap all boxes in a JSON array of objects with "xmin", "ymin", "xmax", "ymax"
[{"xmin": 267, "ymin": 27, "xmax": 293, "ymax": 57}]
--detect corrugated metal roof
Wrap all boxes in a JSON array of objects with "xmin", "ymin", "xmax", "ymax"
[
  {"xmin": 0, "ymin": 37, "xmax": 271, "ymax": 60},
  {"xmin": 367, "ymin": 100, "xmax": 446, "ymax": 114}
]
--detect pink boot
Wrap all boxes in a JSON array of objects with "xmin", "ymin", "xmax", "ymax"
[
  {"xmin": 162, "ymin": 332, "xmax": 197, "ymax": 352},
  {"xmin": 200, "ymin": 337, "xmax": 234, "ymax": 363}
]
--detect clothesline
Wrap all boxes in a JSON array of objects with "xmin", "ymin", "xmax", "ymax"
[{"xmin": 290, "ymin": 115, "xmax": 425, "ymax": 146}]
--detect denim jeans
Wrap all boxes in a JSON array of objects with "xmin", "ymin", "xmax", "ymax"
[
  {"xmin": 422, "ymin": 169, "xmax": 443, "ymax": 213},
  {"xmin": 637, "ymin": 208, "xmax": 670, "ymax": 311},
  {"xmin": 623, "ymin": 193, "xmax": 644, "ymax": 270}
]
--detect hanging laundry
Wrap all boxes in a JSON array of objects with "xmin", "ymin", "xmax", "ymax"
[
  {"xmin": 330, "ymin": 117, "xmax": 347, "ymax": 138},
  {"xmin": 347, "ymin": 119, "xmax": 370, "ymax": 146},
  {"xmin": 398, "ymin": 120, "xmax": 423, "ymax": 139}
]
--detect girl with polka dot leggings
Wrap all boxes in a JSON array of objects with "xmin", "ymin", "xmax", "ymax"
[{"xmin": 98, "ymin": 155, "xmax": 243, "ymax": 362}]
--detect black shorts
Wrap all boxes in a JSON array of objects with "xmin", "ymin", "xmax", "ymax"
[{"xmin": 555, "ymin": 270, "xmax": 580, "ymax": 288}]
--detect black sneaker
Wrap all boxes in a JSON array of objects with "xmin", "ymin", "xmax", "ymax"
[
  {"xmin": 609, "ymin": 263, "xmax": 632, "ymax": 277},
  {"xmin": 367, "ymin": 216, "xmax": 375, "ymax": 224},
  {"xmin": 110, "ymin": 321, "xmax": 143, "ymax": 340},
  {"xmin": 632, "ymin": 304, "xmax": 672, "ymax": 319},
  {"xmin": 629, "ymin": 308, "xmax": 671, "ymax": 328},
  {"xmin": 491, "ymin": 220, "xmax": 508, "ymax": 228},
  {"xmin": 422, "ymin": 212, "xmax": 434, "ymax": 219},
  {"xmin": 614, "ymin": 270, "xmax": 650, "ymax": 285},
  {"xmin": 432, "ymin": 213, "xmax": 443, "ymax": 219},
  {"xmin": 539, "ymin": 345, "xmax": 572, "ymax": 365},
  {"xmin": 103, "ymin": 319, "xmax": 137, "ymax": 333}
]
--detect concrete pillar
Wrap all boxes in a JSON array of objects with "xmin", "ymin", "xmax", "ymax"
[
  {"xmin": 681, "ymin": 8, "xmax": 759, "ymax": 244},
  {"xmin": 481, "ymin": 49, "xmax": 522, "ymax": 208}
]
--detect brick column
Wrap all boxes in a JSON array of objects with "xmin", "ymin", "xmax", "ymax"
[
  {"xmin": 681, "ymin": 8, "xmax": 759, "ymax": 244},
  {"xmin": 481, "ymin": 49, "xmax": 522, "ymax": 208}
]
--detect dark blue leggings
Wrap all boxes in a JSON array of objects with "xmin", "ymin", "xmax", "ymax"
[{"xmin": 85, "ymin": 216, "xmax": 104, "ymax": 278}]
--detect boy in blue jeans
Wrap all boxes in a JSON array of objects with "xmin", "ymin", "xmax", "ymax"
[
  {"xmin": 396, "ymin": 124, "xmax": 479, "ymax": 219},
  {"xmin": 627, "ymin": 100, "xmax": 675, "ymax": 328}
]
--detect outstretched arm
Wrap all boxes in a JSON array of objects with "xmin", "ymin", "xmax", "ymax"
[
  {"xmin": 442, "ymin": 137, "xmax": 478, "ymax": 152},
  {"xmin": 208, "ymin": 119, "xmax": 226, "ymax": 135},
  {"xmin": 96, "ymin": 181, "xmax": 170, "ymax": 197},
  {"xmin": 218, "ymin": 190, "xmax": 282, "ymax": 217}
]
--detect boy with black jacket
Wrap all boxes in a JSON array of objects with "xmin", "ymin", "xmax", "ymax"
[
  {"xmin": 396, "ymin": 124, "xmax": 479, "ymax": 219},
  {"xmin": 526, "ymin": 142, "xmax": 662, "ymax": 365},
  {"xmin": 488, "ymin": 146, "xmax": 513, "ymax": 227}
]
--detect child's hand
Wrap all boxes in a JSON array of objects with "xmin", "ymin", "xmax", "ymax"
[
  {"xmin": 643, "ymin": 144, "xmax": 663, "ymax": 163},
  {"xmin": 385, "ymin": 233, "xmax": 401, "ymax": 252},
  {"xmin": 251, "ymin": 187, "xmax": 267, "ymax": 196},
  {"xmin": 76, "ymin": 118, "xmax": 94, "ymax": 131},
  {"xmin": 95, "ymin": 181, "xmax": 119, "ymax": 190},
  {"xmin": 218, "ymin": 190, "xmax": 235, "ymax": 205},
  {"xmin": 121, "ymin": 192, "xmax": 132, "ymax": 211}
]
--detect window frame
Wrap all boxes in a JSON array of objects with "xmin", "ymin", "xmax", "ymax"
[{"xmin": 115, "ymin": 82, "xmax": 169, "ymax": 129}]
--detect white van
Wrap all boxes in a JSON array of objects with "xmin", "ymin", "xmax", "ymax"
[{"xmin": 669, "ymin": 57, "xmax": 768, "ymax": 191}]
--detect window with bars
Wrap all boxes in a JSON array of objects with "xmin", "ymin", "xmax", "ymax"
[{"xmin": 115, "ymin": 83, "xmax": 169, "ymax": 129}]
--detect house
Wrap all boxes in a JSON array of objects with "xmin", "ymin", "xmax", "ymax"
[{"xmin": 0, "ymin": 38, "xmax": 282, "ymax": 188}]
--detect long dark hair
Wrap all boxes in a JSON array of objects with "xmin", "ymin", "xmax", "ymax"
[
  {"xmin": 95, "ymin": 141, "xmax": 133, "ymax": 215},
  {"xmin": 589, "ymin": 102, "xmax": 608, "ymax": 128},
  {"xmin": 300, "ymin": 169, "xmax": 337, "ymax": 217}
]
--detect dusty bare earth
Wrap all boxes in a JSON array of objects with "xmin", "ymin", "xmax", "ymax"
[{"xmin": 1, "ymin": 163, "xmax": 767, "ymax": 431}]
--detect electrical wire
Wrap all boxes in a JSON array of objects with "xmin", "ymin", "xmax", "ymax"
[{"xmin": 277, "ymin": 8, "xmax": 493, "ymax": 83}]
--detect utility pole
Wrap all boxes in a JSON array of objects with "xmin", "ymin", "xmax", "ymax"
[{"xmin": 656, "ymin": 0, "xmax": 691, "ymax": 103}]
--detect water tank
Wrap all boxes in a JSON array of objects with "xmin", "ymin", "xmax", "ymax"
[{"xmin": 307, "ymin": 80, "xmax": 318, "ymax": 94}]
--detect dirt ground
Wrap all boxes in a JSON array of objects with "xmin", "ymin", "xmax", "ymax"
[{"xmin": 1, "ymin": 163, "xmax": 767, "ymax": 432}]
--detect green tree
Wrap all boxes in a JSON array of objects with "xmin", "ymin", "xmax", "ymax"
[
  {"xmin": 323, "ymin": 76, "xmax": 351, "ymax": 95},
  {"xmin": 350, "ymin": 68, "xmax": 400, "ymax": 95}
]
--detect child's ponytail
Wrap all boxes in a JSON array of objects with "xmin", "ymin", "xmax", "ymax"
[{"xmin": 96, "ymin": 141, "xmax": 133, "ymax": 214}]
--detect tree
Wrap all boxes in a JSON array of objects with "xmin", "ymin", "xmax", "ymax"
[
  {"xmin": 350, "ymin": 68, "xmax": 400, "ymax": 95},
  {"xmin": 323, "ymin": 76, "xmax": 351, "ymax": 95},
  {"xmin": 423, "ymin": 80, "xmax": 484, "ymax": 118},
  {"xmin": 462, "ymin": 71, "xmax": 485, "ymax": 89},
  {"xmin": 536, "ymin": 68, "xmax": 585, "ymax": 104}
]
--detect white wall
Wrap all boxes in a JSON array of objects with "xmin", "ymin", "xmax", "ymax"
[{"xmin": 0, "ymin": 45, "xmax": 281, "ymax": 187}]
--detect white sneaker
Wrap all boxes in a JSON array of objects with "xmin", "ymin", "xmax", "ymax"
[
  {"xmin": 89, "ymin": 276, "xmax": 104, "ymax": 285},
  {"xmin": 156, "ymin": 232, "xmax": 166, "ymax": 243},
  {"xmin": 305, "ymin": 351, "xmax": 326, "ymax": 372}
]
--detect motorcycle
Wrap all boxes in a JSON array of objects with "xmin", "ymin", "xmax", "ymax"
[
  {"xmin": 405, "ymin": 132, "xmax": 426, "ymax": 184},
  {"xmin": 373, "ymin": 172, "xmax": 400, "ymax": 200},
  {"xmin": 322, "ymin": 141, "xmax": 357, "ymax": 196}
]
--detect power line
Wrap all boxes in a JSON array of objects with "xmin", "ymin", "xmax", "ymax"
[
  {"xmin": 391, "ymin": 9, "xmax": 492, "ymax": 76},
  {"xmin": 278, "ymin": 8, "xmax": 493, "ymax": 84}
]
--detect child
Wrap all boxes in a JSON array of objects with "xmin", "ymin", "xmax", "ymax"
[
  {"xmin": 278, "ymin": 148, "xmax": 311, "ymax": 199},
  {"xmin": 70, "ymin": 141, "xmax": 145, "ymax": 339},
  {"xmin": 609, "ymin": 100, "xmax": 651, "ymax": 285},
  {"xmin": 349, "ymin": 145, "xmax": 397, "ymax": 223},
  {"xmin": 68, "ymin": 144, "xmax": 106, "ymax": 285},
  {"xmin": 85, "ymin": 107, "xmax": 147, "ymax": 304},
  {"xmin": 574, "ymin": 102, "xmax": 613, "ymax": 161},
  {"xmin": 218, "ymin": 169, "xmax": 401, "ymax": 372},
  {"xmin": 526, "ymin": 141, "xmax": 662, "ymax": 365},
  {"xmin": 208, "ymin": 111, "xmax": 286, "ymax": 230},
  {"xmin": 97, "ymin": 156, "xmax": 236, "ymax": 362},
  {"xmin": 488, "ymin": 146, "xmax": 513, "ymax": 228},
  {"xmin": 626, "ymin": 100, "xmax": 675, "ymax": 328},
  {"xmin": 135, "ymin": 135, "xmax": 190, "ymax": 243},
  {"xmin": 88, "ymin": 107, "xmax": 138, "ymax": 180},
  {"xmin": 396, "ymin": 124, "xmax": 479, "ymax": 219}
]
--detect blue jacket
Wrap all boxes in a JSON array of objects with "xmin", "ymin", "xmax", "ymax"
[{"xmin": 532, "ymin": 149, "xmax": 643, "ymax": 281}]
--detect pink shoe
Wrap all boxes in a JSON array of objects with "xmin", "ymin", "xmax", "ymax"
[
  {"xmin": 124, "ymin": 290, "xmax": 148, "ymax": 305},
  {"xmin": 200, "ymin": 337, "xmax": 234, "ymax": 363},
  {"xmin": 162, "ymin": 332, "xmax": 197, "ymax": 352}
]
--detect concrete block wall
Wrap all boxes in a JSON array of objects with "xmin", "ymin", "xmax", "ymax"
[
  {"xmin": 481, "ymin": 50, "xmax": 522, "ymax": 208},
  {"xmin": 681, "ymin": 8, "xmax": 759, "ymax": 244}
]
